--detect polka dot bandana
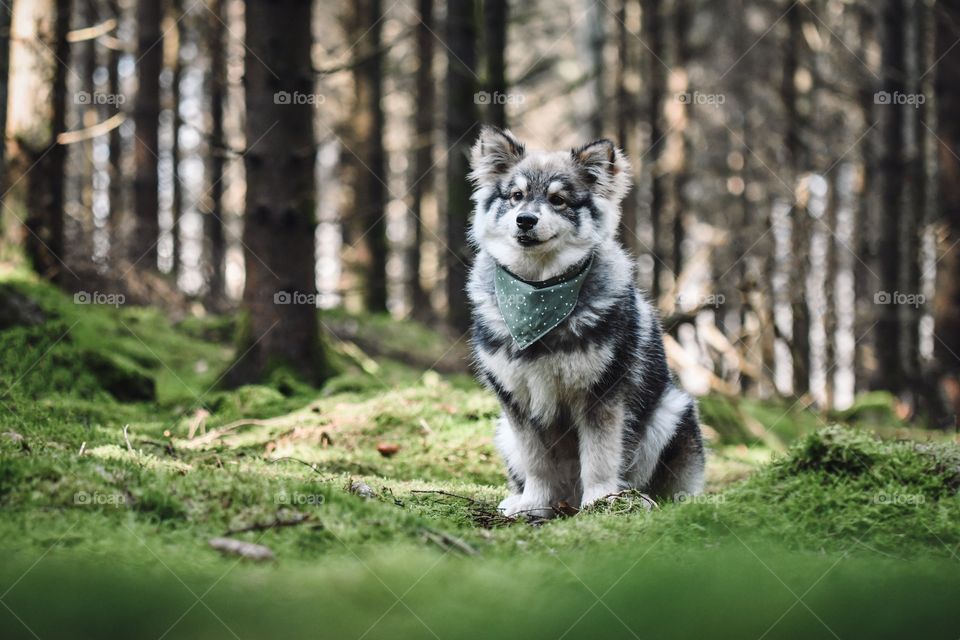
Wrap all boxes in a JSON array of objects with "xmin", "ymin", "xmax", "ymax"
[{"xmin": 494, "ymin": 255, "xmax": 594, "ymax": 350}]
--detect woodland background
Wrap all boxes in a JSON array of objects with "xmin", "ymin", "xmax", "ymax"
[{"xmin": 1, "ymin": 1, "xmax": 959, "ymax": 639}]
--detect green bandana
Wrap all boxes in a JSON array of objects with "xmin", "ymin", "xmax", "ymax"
[{"xmin": 494, "ymin": 255, "xmax": 594, "ymax": 350}]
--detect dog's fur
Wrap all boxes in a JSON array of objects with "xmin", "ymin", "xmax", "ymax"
[{"xmin": 466, "ymin": 126, "xmax": 705, "ymax": 518}]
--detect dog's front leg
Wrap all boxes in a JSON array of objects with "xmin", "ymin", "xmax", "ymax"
[
  {"xmin": 578, "ymin": 403, "xmax": 625, "ymax": 508},
  {"xmin": 497, "ymin": 421, "xmax": 558, "ymax": 519}
]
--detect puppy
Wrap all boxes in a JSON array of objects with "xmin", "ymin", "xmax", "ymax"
[{"xmin": 466, "ymin": 126, "xmax": 705, "ymax": 518}]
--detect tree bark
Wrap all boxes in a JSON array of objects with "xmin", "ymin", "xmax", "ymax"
[
  {"xmin": 483, "ymin": 0, "xmax": 507, "ymax": 129},
  {"xmin": 444, "ymin": 0, "xmax": 478, "ymax": 332},
  {"xmin": 875, "ymin": 0, "xmax": 907, "ymax": 394},
  {"xmin": 24, "ymin": 0, "xmax": 72, "ymax": 283},
  {"xmin": 615, "ymin": 0, "xmax": 638, "ymax": 256},
  {"xmin": 131, "ymin": 0, "xmax": 162, "ymax": 268},
  {"xmin": 206, "ymin": 0, "xmax": 227, "ymax": 302},
  {"xmin": 0, "ymin": 1, "xmax": 10, "ymax": 206},
  {"xmin": 228, "ymin": 0, "xmax": 329, "ymax": 386},
  {"xmin": 106, "ymin": 0, "xmax": 123, "ymax": 262},
  {"xmin": 170, "ymin": 0, "xmax": 184, "ymax": 277},
  {"xmin": 340, "ymin": 0, "xmax": 388, "ymax": 312},
  {"xmin": 408, "ymin": 0, "xmax": 434, "ymax": 319},
  {"xmin": 642, "ymin": 0, "xmax": 664, "ymax": 300},
  {"xmin": 933, "ymin": 0, "xmax": 960, "ymax": 424}
]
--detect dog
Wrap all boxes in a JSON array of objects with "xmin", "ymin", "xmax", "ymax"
[{"xmin": 466, "ymin": 126, "xmax": 705, "ymax": 518}]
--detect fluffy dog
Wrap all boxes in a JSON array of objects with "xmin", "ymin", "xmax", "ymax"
[{"xmin": 466, "ymin": 126, "xmax": 705, "ymax": 518}]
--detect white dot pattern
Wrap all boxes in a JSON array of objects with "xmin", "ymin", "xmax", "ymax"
[{"xmin": 494, "ymin": 256, "xmax": 594, "ymax": 350}]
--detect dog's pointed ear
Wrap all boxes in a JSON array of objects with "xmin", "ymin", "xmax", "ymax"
[
  {"xmin": 469, "ymin": 126, "xmax": 526, "ymax": 186},
  {"xmin": 571, "ymin": 139, "xmax": 632, "ymax": 203}
]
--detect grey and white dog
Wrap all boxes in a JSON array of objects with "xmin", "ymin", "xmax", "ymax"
[{"xmin": 466, "ymin": 126, "xmax": 705, "ymax": 518}]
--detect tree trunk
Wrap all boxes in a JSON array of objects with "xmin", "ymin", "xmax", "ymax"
[
  {"xmin": 642, "ymin": 0, "xmax": 665, "ymax": 300},
  {"xmin": 229, "ymin": 0, "xmax": 329, "ymax": 386},
  {"xmin": 615, "ymin": 0, "xmax": 638, "ymax": 256},
  {"xmin": 206, "ymin": 0, "xmax": 226, "ymax": 302},
  {"xmin": 671, "ymin": 0, "xmax": 690, "ymax": 281},
  {"xmin": 106, "ymin": 0, "xmax": 122, "ymax": 262},
  {"xmin": 131, "ymin": 0, "xmax": 162, "ymax": 268},
  {"xmin": 169, "ymin": 0, "xmax": 184, "ymax": 278},
  {"xmin": 933, "ymin": 0, "xmax": 960, "ymax": 424},
  {"xmin": 444, "ymin": 0, "xmax": 478, "ymax": 332},
  {"xmin": 340, "ymin": 0, "xmax": 388, "ymax": 312},
  {"xmin": 782, "ymin": 1, "xmax": 811, "ymax": 396},
  {"xmin": 24, "ymin": 0, "xmax": 72, "ymax": 283},
  {"xmin": 583, "ymin": 0, "xmax": 605, "ymax": 139},
  {"xmin": 408, "ymin": 0, "xmax": 434, "ymax": 319},
  {"xmin": 0, "ymin": 1, "xmax": 10, "ymax": 206},
  {"xmin": 483, "ymin": 0, "xmax": 507, "ymax": 129},
  {"xmin": 875, "ymin": 0, "xmax": 907, "ymax": 394},
  {"xmin": 824, "ymin": 173, "xmax": 839, "ymax": 408}
]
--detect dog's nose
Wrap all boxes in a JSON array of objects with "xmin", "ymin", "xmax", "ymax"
[{"xmin": 516, "ymin": 213, "xmax": 538, "ymax": 231}]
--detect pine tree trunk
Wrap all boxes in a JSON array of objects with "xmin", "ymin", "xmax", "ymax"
[
  {"xmin": 642, "ymin": 0, "xmax": 664, "ymax": 300},
  {"xmin": 408, "ymin": 0, "xmax": 434, "ymax": 319},
  {"xmin": 24, "ymin": 0, "xmax": 72, "ymax": 283},
  {"xmin": 933, "ymin": 0, "xmax": 960, "ymax": 424},
  {"xmin": 824, "ymin": 173, "xmax": 839, "ymax": 408},
  {"xmin": 483, "ymin": 0, "xmax": 507, "ymax": 129},
  {"xmin": 131, "ymin": 0, "xmax": 162, "ymax": 268},
  {"xmin": 340, "ymin": 0, "xmax": 388, "ymax": 312},
  {"xmin": 445, "ymin": 0, "xmax": 478, "ymax": 332},
  {"xmin": 583, "ymin": 0, "xmax": 605, "ymax": 139},
  {"xmin": 0, "ymin": 1, "xmax": 10, "ymax": 204},
  {"xmin": 206, "ymin": 0, "xmax": 226, "ymax": 303},
  {"xmin": 170, "ymin": 0, "xmax": 184, "ymax": 278},
  {"xmin": 107, "ymin": 0, "xmax": 122, "ymax": 262},
  {"xmin": 615, "ymin": 0, "xmax": 638, "ymax": 256},
  {"xmin": 229, "ymin": 0, "xmax": 329, "ymax": 385},
  {"xmin": 876, "ymin": 0, "xmax": 906, "ymax": 394},
  {"xmin": 671, "ymin": 0, "xmax": 690, "ymax": 280},
  {"xmin": 782, "ymin": 1, "xmax": 811, "ymax": 396}
]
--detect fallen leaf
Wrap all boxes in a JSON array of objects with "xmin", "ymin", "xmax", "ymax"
[{"xmin": 376, "ymin": 443, "xmax": 400, "ymax": 457}]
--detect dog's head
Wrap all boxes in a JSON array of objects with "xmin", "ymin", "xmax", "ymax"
[{"xmin": 468, "ymin": 126, "xmax": 631, "ymax": 279}]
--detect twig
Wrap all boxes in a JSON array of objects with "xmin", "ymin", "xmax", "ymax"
[
  {"xmin": 122, "ymin": 425, "xmax": 133, "ymax": 452},
  {"xmin": 420, "ymin": 528, "xmax": 478, "ymax": 556},
  {"xmin": 410, "ymin": 489, "xmax": 481, "ymax": 504},
  {"xmin": 78, "ymin": 441, "xmax": 86, "ymax": 456},
  {"xmin": 266, "ymin": 456, "xmax": 323, "ymax": 474},
  {"xmin": 225, "ymin": 512, "xmax": 313, "ymax": 535}
]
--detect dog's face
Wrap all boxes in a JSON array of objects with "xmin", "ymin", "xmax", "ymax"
[{"xmin": 468, "ymin": 126, "xmax": 631, "ymax": 279}]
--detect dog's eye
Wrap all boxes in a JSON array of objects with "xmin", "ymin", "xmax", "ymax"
[
  {"xmin": 510, "ymin": 191, "xmax": 524, "ymax": 203},
  {"xmin": 548, "ymin": 194, "xmax": 566, "ymax": 207}
]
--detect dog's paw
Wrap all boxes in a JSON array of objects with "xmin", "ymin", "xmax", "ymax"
[
  {"xmin": 498, "ymin": 494, "xmax": 554, "ymax": 519},
  {"xmin": 580, "ymin": 485, "xmax": 621, "ymax": 509}
]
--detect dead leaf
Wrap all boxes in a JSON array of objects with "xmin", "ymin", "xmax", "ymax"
[{"xmin": 376, "ymin": 443, "xmax": 400, "ymax": 458}]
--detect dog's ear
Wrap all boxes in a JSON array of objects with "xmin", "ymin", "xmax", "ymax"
[
  {"xmin": 469, "ymin": 126, "xmax": 525, "ymax": 185},
  {"xmin": 571, "ymin": 139, "xmax": 631, "ymax": 203}
]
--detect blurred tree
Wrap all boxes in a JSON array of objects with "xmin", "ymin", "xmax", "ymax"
[
  {"xmin": 408, "ymin": 0, "xmax": 434, "ymax": 320},
  {"xmin": 782, "ymin": 1, "xmax": 811, "ymax": 396},
  {"xmin": 933, "ymin": 0, "xmax": 960, "ymax": 424},
  {"xmin": 131, "ymin": 0, "xmax": 162, "ymax": 268},
  {"xmin": 205, "ymin": 0, "xmax": 227, "ymax": 303},
  {"xmin": 875, "ymin": 0, "xmax": 907, "ymax": 394},
  {"xmin": 106, "ymin": 0, "xmax": 123, "ymax": 262},
  {"xmin": 583, "ymin": 0, "xmax": 605, "ymax": 138},
  {"xmin": 169, "ymin": 0, "xmax": 184, "ymax": 277},
  {"xmin": 24, "ymin": 0, "xmax": 72, "ymax": 283},
  {"xmin": 445, "ymin": 0, "xmax": 478, "ymax": 332},
  {"xmin": 642, "ymin": 0, "xmax": 665, "ymax": 300},
  {"xmin": 615, "ymin": 0, "xmax": 637, "ymax": 256},
  {"xmin": 339, "ymin": 0, "xmax": 388, "ymax": 313},
  {"xmin": 0, "ymin": 1, "xmax": 9, "ymax": 206},
  {"xmin": 229, "ymin": 0, "xmax": 330, "ymax": 385},
  {"xmin": 483, "ymin": 0, "xmax": 508, "ymax": 129}
]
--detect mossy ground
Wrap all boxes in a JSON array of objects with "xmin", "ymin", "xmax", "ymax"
[{"xmin": 1, "ymin": 273, "xmax": 958, "ymax": 639}]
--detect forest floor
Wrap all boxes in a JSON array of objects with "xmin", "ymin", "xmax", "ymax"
[{"xmin": 1, "ymin": 269, "xmax": 959, "ymax": 639}]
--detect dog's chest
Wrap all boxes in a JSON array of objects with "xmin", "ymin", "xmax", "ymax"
[{"xmin": 482, "ymin": 341, "xmax": 614, "ymax": 421}]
